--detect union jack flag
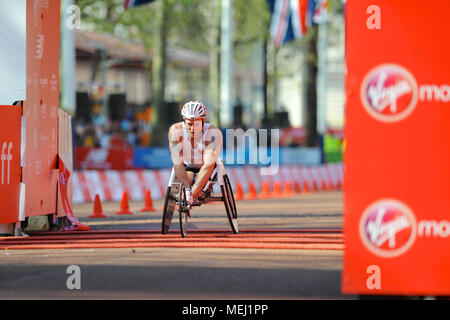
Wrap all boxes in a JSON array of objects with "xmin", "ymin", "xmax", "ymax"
[
  {"xmin": 312, "ymin": 0, "xmax": 328, "ymax": 24},
  {"xmin": 268, "ymin": 0, "xmax": 328, "ymax": 48},
  {"xmin": 124, "ymin": 0, "xmax": 156, "ymax": 9}
]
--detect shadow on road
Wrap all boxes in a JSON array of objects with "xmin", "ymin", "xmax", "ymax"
[{"xmin": 0, "ymin": 263, "xmax": 351, "ymax": 299}]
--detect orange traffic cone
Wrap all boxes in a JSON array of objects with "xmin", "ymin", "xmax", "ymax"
[
  {"xmin": 283, "ymin": 180, "xmax": 294, "ymax": 196},
  {"xmin": 321, "ymin": 177, "xmax": 329, "ymax": 191},
  {"xmin": 294, "ymin": 181, "xmax": 301, "ymax": 193},
  {"xmin": 328, "ymin": 179, "xmax": 334, "ymax": 191},
  {"xmin": 247, "ymin": 182, "xmax": 258, "ymax": 200},
  {"xmin": 312, "ymin": 180, "xmax": 320, "ymax": 192},
  {"xmin": 235, "ymin": 183, "xmax": 244, "ymax": 200},
  {"xmin": 260, "ymin": 181, "xmax": 271, "ymax": 199},
  {"xmin": 89, "ymin": 194, "xmax": 107, "ymax": 218},
  {"xmin": 116, "ymin": 191, "xmax": 133, "ymax": 215},
  {"xmin": 141, "ymin": 190, "xmax": 156, "ymax": 212},
  {"xmin": 272, "ymin": 181, "xmax": 283, "ymax": 197},
  {"xmin": 337, "ymin": 179, "xmax": 343, "ymax": 190},
  {"xmin": 322, "ymin": 179, "xmax": 330, "ymax": 191},
  {"xmin": 303, "ymin": 180, "xmax": 310, "ymax": 194}
]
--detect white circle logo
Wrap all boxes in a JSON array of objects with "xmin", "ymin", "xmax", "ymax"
[
  {"xmin": 59, "ymin": 172, "xmax": 68, "ymax": 187},
  {"xmin": 359, "ymin": 199, "xmax": 417, "ymax": 258},
  {"xmin": 361, "ymin": 64, "xmax": 418, "ymax": 122}
]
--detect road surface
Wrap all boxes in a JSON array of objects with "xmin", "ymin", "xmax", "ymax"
[{"xmin": 0, "ymin": 191, "xmax": 354, "ymax": 299}]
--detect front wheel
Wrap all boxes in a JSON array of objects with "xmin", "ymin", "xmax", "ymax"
[
  {"xmin": 162, "ymin": 186, "xmax": 176, "ymax": 234},
  {"xmin": 178, "ymin": 184, "xmax": 189, "ymax": 238},
  {"xmin": 221, "ymin": 175, "xmax": 238, "ymax": 234}
]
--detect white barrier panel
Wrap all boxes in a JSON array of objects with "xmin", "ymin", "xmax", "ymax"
[{"xmin": 72, "ymin": 164, "xmax": 343, "ymax": 203}]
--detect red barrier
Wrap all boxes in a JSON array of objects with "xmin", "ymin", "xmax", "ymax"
[
  {"xmin": 23, "ymin": 0, "xmax": 60, "ymax": 218},
  {"xmin": 280, "ymin": 128, "xmax": 306, "ymax": 146},
  {"xmin": 0, "ymin": 106, "xmax": 22, "ymax": 223},
  {"xmin": 343, "ymin": 0, "xmax": 450, "ymax": 296},
  {"xmin": 0, "ymin": 2, "xmax": 85, "ymax": 232},
  {"xmin": 57, "ymin": 110, "xmax": 74, "ymax": 218},
  {"xmin": 75, "ymin": 147, "xmax": 134, "ymax": 170}
]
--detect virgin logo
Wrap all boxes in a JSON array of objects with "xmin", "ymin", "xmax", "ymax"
[
  {"xmin": 360, "ymin": 199, "xmax": 417, "ymax": 258},
  {"xmin": 361, "ymin": 64, "xmax": 418, "ymax": 122},
  {"xmin": 59, "ymin": 172, "xmax": 68, "ymax": 187}
]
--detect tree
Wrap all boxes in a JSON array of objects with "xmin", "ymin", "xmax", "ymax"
[
  {"xmin": 304, "ymin": 0, "xmax": 344, "ymax": 146},
  {"xmin": 77, "ymin": 0, "xmax": 167, "ymax": 146},
  {"xmin": 149, "ymin": 0, "xmax": 170, "ymax": 146},
  {"xmin": 76, "ymin": 0, "xmax": 272, "ymax": 141},
  {"xmin": 265, "ymin": 0, "xmax": 344, "ymax": 145},
  {"xmin": 170, "ymin": 0, "xmax": 270, "ymax": 127},
  {"xmin": 304, "ymin": 25, "xmax": 319, "ymax": 147}
]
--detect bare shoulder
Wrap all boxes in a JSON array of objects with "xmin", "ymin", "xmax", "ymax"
[
  {"xmin": 169, "ymin": 122, "xmax": 183, "ymax": 131},
  {"xmin": 205, "ymin": 124, "xmax": 222, "ymax": 137},
  {"xmin": 168, "ymin": 122, "xmax": 184, "ymax": 145},
  {"xmin": 205, "ymin": 124, "xmax": 223, "ymax": 145},
  {"xmin": 169, "ymin": 122, "xmax": 183, "ymax": 136}
]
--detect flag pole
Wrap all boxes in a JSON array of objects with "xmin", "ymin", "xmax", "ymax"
[
  {"xmin": 317, "ymin": 17, "xmax": 327, "ymax": 135},
  {"xmin": 220, "ymin": 0, "xmax": 233, "ymax": 127}
]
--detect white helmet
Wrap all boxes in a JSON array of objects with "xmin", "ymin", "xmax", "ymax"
[{"xmin": 181, "ymin": 101, "xmax": 206, "ymax": 120}]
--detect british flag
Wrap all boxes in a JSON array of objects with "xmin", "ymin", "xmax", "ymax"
[
  {"xmin": 268, "ymin": 0, "xmax": 327, "ymax": 48},
  {"xmin": 123, "ymin": 0, "xmax": 156, "ymax": 9}
]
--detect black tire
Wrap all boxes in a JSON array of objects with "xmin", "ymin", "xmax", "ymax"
[
  {"xmin": 224, "ymin": 175, "xmax": 237, "ymax": 219},
  {"xmin": 178, "ymin": 185, "xmax": 189, "ymax": 238},
  {"xmin": 162, "ymin": 186, "xmax": 176, "ymax": 234},
  {"xmin": 222, "ymin": 175, "xmax": 239, "ymax": 234}
]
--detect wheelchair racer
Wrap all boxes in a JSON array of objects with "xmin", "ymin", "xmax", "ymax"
[{"xmin": 168, "ymin": 101, "xmax": 223, "ymax": 206}]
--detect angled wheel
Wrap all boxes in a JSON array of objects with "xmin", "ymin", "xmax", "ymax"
[
  {"xmin": 162, "ymin": 186, "xmax": 177, "ymax": 234},
  {"xmin": 178, "ymin": 184, "xmax": 189, "ymax": 238},
  {"xmin": 221, "ymin": 174, "xmax": 238, "ymax": 234}
]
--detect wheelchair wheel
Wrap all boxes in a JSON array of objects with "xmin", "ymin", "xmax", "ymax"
[
  {"xmin": 221, "ymin": 174, "xmax": 239, "ymax": 234},
  {"xmin": 162, "ymin": 186, "xmax": 177, "ymax": 234},
  {"xmin": 178, "ymin": 184, "xmax": 189, "ymax": 238}
]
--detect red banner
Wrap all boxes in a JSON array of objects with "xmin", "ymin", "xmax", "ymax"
[
  {"xmin": 0, "ymin": 106, "xmax": 22, "ymax": 223},
  {"xmin": 343, "ymin": 0, "xmax": 450, "ymax": 296},
  {"xmin": 280, "ymin": 128, "xmax": 306, "ymax": 146},
  {"xmin": 23, "ymin": 0, "xmax": 60, "ymax": 218},
  {"xmin": 75, "ymin": 147, "xmax": 134, "ymax": 170},
  {"xmin": 58, "ymin": 157, "xmax": 90, "ymax": 231}
]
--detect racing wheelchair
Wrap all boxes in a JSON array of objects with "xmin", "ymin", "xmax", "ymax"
[{"xmin": 161, "ymin": 158, "xmax": 238, "ymax": 237}]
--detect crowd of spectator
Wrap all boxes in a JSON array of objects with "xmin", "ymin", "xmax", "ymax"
[{"xmin": 74, "ymin": 109, "xmax": 152, "ymax": 148}]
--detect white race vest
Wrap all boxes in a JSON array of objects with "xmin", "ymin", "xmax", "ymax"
[{"xmin": 182, "ymin": 122, "xmax": 211, "ymax": 169}]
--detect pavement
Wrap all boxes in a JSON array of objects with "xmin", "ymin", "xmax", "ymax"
[{"xmin": 0, "ymin": 191, "xmax": 356, "ymax": 299}]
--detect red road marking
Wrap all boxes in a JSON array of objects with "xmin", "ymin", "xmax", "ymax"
[
  {"xmin": 0, "ymin": 237, "xmax": 344, "ymax": 245},
  {"xmin": 2, "ymin": 233, "xmax": 342, "ymax": 241},
  {"xmin": 0, "ymin": 229, "xmax": 344, "ymax": 251},
  {"xmin": 22, "ymin": 228, "xmax": 343, "ymax": 236},
  {"xmin": 0, "ymin": 242, "xmax": 344, "ymax": 251}
]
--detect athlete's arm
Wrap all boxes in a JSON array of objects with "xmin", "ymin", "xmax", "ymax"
[
  {"xmin": 191, "ymin": 126, "xmax": 223, "ymax": 197},
  {"xmin": 168, "ymin": 123, "xmax": 192, "ymax": 187}
]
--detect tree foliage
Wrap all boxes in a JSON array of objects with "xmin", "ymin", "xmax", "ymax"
[
  {"xmin": 76, "ymin": 0, "xmax": 271, "ymax": 65},
  {"xmin": 75, "ymin": 0, "xmax": 344, "ymax": 142}
]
